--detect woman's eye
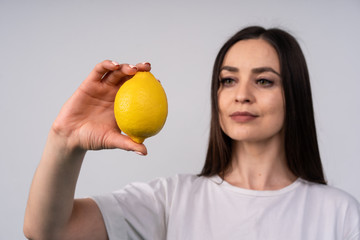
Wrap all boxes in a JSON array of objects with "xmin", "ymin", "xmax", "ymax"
[
  {"xmin": 256, "ymin": 78, "xmax": 273, "ymax": 87},
  {"xmin": 220, "ymin": 78, "xmax": 235, "ymax": 86}
]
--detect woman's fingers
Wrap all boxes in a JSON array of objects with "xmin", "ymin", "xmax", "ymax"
[
  {"xmin": 86, "ymin": 60, "xmax": 121, "ymax": 82},
  {"xmin": 85, "ymin": 60, "xmax": 152, "ymax": 86},
  {"xmin": 136, "ymin": 62, "xmax": 151, "ymax": 71},
  {"xmin": 103, "ymin": 64, "xmax": 138, "ymax": 86},
  {"xmin": 106, "ymin": 131, "xmax": 148, "ymax": 155},
  {"xmin": 101, "ymin": 61, "xmax": 153, "ymax": 86},
  {"xmin": 84, "ymin": 60, "xmax": 134, "ymax": 85}
]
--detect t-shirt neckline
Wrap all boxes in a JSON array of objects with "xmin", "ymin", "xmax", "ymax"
[{"xmin": 209, "ymin": 175, "xmax": 303, "ymax": 197}]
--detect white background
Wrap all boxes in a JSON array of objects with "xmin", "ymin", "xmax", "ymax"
[{"xmin": 1, "ymin": 0, "xmax": 359, "ymax": 238}]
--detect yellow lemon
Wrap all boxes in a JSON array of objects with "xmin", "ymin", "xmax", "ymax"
[{"xmin": 114, "ymin": 71, "xmax": 168, "ymax": 143}]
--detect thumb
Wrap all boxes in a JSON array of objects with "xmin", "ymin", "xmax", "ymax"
[{"xmin": 106, "ymin": 131, "xmax": 148, "ymax": 156}]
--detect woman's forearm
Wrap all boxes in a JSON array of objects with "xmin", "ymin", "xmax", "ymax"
[{"xmin": 24, "ymin": 129, "xmax": 86, "ymax": 239}]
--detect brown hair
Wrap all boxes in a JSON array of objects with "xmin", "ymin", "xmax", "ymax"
[{"xmin": 199, "ymin": 26, "xmax": 326, "ymax": 185}]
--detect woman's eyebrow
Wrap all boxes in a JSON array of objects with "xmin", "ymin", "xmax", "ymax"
[
  {"xmin": 252, "ymin": 67, "xmax": 281, "ymax": 77},
  {"xmin": 220, "ymin": 66, "xmax": 280, "ymax": 77},
  {"xmin": 220, "ymin": 66, "xmax": 239, "ymax": 72}
]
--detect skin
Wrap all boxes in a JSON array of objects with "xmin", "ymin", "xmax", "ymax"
[
  {"xmin": 23, "ymin": 61, "xmax": 150, "ymax": 240},
  {"xmin": 218, "ymin": 39, "xmax": 296, "ymax": 190}
]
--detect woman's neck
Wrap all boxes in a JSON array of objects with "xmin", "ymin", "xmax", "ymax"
[{"xmin": 224, "ymin": 137, "xmax": 297, "ymax": 191}]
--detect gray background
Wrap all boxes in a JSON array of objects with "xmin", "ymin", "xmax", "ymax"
[{"xmin": 1, "ymin": 0, "xmax": 359, "ymax": 238}]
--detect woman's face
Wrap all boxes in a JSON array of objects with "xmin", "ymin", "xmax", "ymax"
[{"xmin": 218, "ymin": 39, "xmax": 284, "ymax": 143}]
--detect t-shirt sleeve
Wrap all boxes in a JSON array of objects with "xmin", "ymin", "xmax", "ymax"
[
  {"xmin": 91, "ymin": 177, "xmax": 172, "ymax": 240},
  {"xmin": 343, "ymin": 195, "xmax": 360, "ymax": 240}
]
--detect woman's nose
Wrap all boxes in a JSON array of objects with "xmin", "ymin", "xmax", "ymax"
[{"xmin": 234, "ymin": 83, "xmax": 254, "ymax": 103}]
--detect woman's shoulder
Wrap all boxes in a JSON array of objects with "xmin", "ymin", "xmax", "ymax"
[{"xmin": 298, "ymin": 178, "xmax": 360, "ymax": 208}]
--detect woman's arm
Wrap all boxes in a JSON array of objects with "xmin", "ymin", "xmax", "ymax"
[{"xmin": 23, "ymin": 60, "xmax": 150, "ymax": 240}]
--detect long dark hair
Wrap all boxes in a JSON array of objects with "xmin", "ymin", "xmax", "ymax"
[{"xmin": 199, "ymin": 26, "xmax": 326, "ymax": 185}]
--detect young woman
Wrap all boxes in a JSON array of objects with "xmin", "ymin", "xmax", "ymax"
[{"xmin": 24, "ymin": 26, "xmax": 360, "ymax": 239}]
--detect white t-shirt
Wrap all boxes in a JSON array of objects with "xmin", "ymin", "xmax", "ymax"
[{"xmin": 92, "ymin": 174, "xmax": 360, "ymax": 240}]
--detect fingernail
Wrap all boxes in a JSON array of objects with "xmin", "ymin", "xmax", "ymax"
[
  {"xmin": 134, "ymin": 151, "xmax": 144, "ymax": 156},
  {"xmin": 129, "ymin": 65, "xmax": 137, "ymax": 69},
  {"xmin": 111, "ymin": 61, "xmax": 120, "ymax": 66},
  {"xmin": 142, "ymin": 62, "xmax": 151, "ymax": 66}
]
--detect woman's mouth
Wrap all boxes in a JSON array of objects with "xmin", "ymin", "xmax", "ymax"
[{"xmin": 229, "ymin": 111, "xmax": 258, "ymax": 122}]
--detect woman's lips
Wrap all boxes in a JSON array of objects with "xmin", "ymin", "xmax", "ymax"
[{"xmin": 230, "ymin": 111, "xmax": 258, "ymax": 122}]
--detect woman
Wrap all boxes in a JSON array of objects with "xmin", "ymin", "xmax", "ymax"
[{"xmin": 24, "ymin": 26, "xmax": 360, "ymax": 239}]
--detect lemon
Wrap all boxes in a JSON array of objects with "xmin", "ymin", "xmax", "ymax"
[{"xmin": 114, "ymin": 71, "xmax": 168, "ymax": 143}]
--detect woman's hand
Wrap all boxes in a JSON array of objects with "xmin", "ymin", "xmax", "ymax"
[
  {"xmin": 52, "ymin": 60, "xmax": 150, "ymax": 155},
  {"xmin": 24, "ymin": 60, "xmax": 152, "ymax": 240}
]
